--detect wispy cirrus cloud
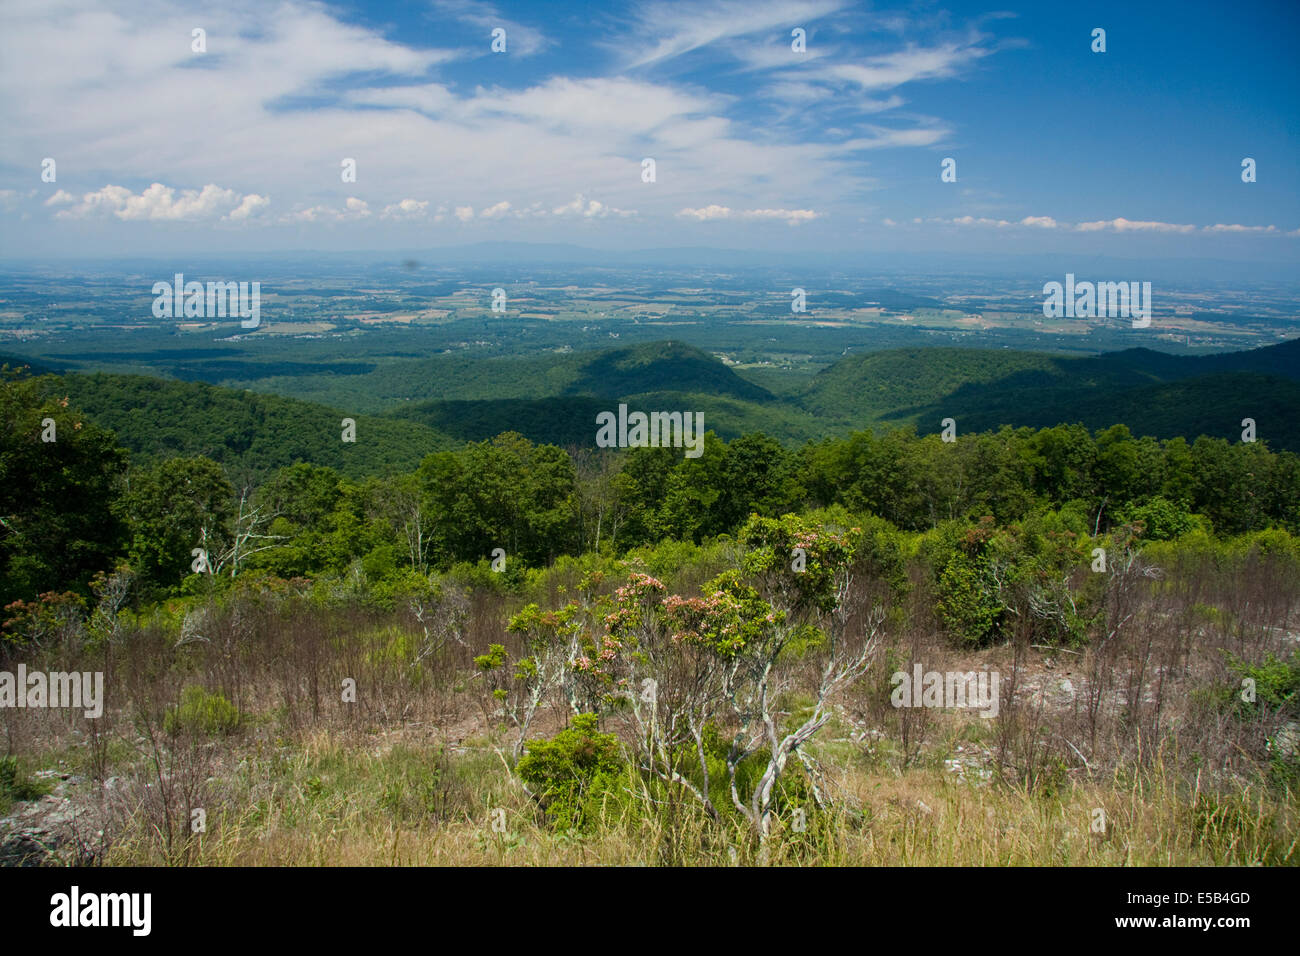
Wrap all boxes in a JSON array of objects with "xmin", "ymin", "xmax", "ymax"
[
  {"xmin": 822, "ymin": 39, "xmax": 995, "ymax": 91},
  {"xmin": 429, "ymin": 0, "xmax": 550, "ymax": 56},
  {"xmin": 619, "ymin": 0, "xmax": 848, "ymax": 70},
  {"xmin": 0, "ymin": 0, "xmax": 1017, "ymax": 251}
]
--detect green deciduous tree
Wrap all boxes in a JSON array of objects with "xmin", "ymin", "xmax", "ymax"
[{"xmin": 0, "ymin": 370, "xmax": 128, "ymax": 606}]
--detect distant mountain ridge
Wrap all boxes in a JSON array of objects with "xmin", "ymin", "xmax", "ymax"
[
  {"xmin": 386, "ymin": 336, "xmax": 1300, "ymax": 451},
  {"xmin": 24, "ymin": 337, "xmax": 1300, "ymax": 471}
]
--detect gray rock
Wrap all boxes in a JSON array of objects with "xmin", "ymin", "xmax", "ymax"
[{"xmin": 0, "ymin": 831, "xmax": 54, "ymax": 867}]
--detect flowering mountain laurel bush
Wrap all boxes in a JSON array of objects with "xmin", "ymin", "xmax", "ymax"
[{"xmin": 481, "ymin": 514, "xmax": 883, "ymax": 836}]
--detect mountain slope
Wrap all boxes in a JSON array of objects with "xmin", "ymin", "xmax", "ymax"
[
  {"xmin": 44, "ymin": 373, "xmax": 452, "ymax": 479},
  {"xmin": 33, "ymin": 336, "xmax": 1300, "ymax": 470},
  {"xmin": 798, "ymin": 338, "xmax": 1300, "ymax": 448},
  {"xmin": 942, "ymin": 372, "xmax": 1300, "ymax": 448}
]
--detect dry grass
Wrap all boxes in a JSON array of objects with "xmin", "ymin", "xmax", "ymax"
[
  {"xmin": 4, "ymin": 543, "xmax": 1298, "ymax": 867},
  {"xmin": 86, "ymin": 730, "xmax": 1295, "ymax": 866}
]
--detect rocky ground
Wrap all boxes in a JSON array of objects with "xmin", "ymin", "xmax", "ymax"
[{"xmin": 0, "ymin": 770, "xmax": 113, "ymax": 866}]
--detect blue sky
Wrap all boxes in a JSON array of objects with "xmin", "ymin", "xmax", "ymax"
[{"xmin": 1, "ymin": 0, "xmax": 1296, "ymax": 263}]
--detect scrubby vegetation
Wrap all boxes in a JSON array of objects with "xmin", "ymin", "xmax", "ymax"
[{"xmin": 2, "ymin": 369, "xmax": 1297, "ymax": 865}]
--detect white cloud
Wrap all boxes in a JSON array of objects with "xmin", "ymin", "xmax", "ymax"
[
  {"xmin": 678, "ymin": 204, "xmax": 734, "ymax": 221},
  {"xmin": 744, "ymin": 207, "xmax": 819, "ymax": 224},
  {"xmin": 824, "ymin": 41, "xmax": 993, "ymax": 91},
  {"xmin": 381, "ymin": 199, "xmax": 430, "ymax": 220},
  {"xmin": 551, "ymin": 194, "xmax": 636, "ymax": 219},
  {"xmin": 53, "ymin": 182, "xmax": 268, "ymax": 221},
  {"xmin": 229, "ymin": 193, "xmax": 271, "ymax": 221},
  {"xmin": 283, "ymin": 197, "xmax": 369, "ymax": 223},
  {"xmin": 480, "ymin": 200, "xmax": 512, "ymax": 219},
  {"xmin": 346, "ymin": 84, "xmax": 459, "ymax": 115},
  {"xmin": 1075, "ymin": 217, "xmax": 1196, "ymax": 234},
  {"xmin": 1202, "ymin": 223, "xmax": 1278, "ymax": 234},
  {"xmin": 0, "ymin": 0, "xmax": 1022, "ymax": 248},
  {"xmin": 430, "ymin": 0, "xmax": 550, "ymax": 57},
  {"xmin": 678, "ymin": 205, "xmax": 818, "ymax": 224},
  {"xmin": 948, "ymin": 215, "xmax": 1011, "ymax": 227},
  {"xmin": 879, "ymin": 214, "xmax": 1299, "ymax": 238},
  {"xmin": 471, "ymin": 76, "xmax": 723, "ymax": 137},
  {"xmin": 621, "ymin": 0, "xmax": 849, "ymax": 70},
  {"xmin": 834, "ymin": 124, "xmax": 950, "ymax": 150}
]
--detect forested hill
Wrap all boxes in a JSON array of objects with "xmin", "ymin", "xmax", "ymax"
[
  {"xmin": 393, "ymin": 337, "xmax": 1300, "ymax": 452},
  {"xmin": 386, "ymin": 341, "xmax": 803, "ymax": 445},
  {"xmin": 14, "ymin": 336, "xmax": 1300, "ymax": 474},
  {"xmin": 793, "ymin": 337, "xmax": 1300, "ymax": 448},
  {"xmin": 37, "ymin": 373, "xmax": 452, "ymax": 480},
  {"xmin": 262, "ymin": 340, "xmax": 775, "ymax": 412}
]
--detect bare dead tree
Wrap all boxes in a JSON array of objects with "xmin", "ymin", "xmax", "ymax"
[{"xmin": 201, "ymin": 487, "xmax": 285, "ymax": 579}]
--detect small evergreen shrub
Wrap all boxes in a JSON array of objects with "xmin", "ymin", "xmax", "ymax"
[{"xmin": 516, "ymin": 713, "xmax": 624, "ymax": 831}]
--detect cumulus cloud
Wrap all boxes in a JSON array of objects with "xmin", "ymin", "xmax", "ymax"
[
  {"xmin": 283, "ymin": 197, "xmax": 369, "ymax": 223},
  {"xmin": 1020, "ymin": 216, "xmax": 1058, "ymax": 228},
  {"xmin": 229, "ymin": 194, "xmax": 271, "ymax": 221},
  {"xmin": 1075, "ymin": 217, "xmax": 1196, "ymax": 234},
  {"xmin": 678, "ymin": 205, "xmax": 734, "ymax": 221},
  {"xmin": 0, "ymin": 0, "xmax": 1020, "ymax": 248},
  {"xmin": 744, "ymin": 208, "xmax": 820, "ymax": 224},
  {"xmin": 551, "ymin": 194, "xmax": 636, "ymax": 219},
  {"xmin": 52, "ymin": 183, "xmax": 269, "ymax": 221},
  {"xmin": 678, "ymin": 205, "xmax": 818, "ymax": 225},
  {"xmin": 380, "ymin": 199, "xmax": 430, "ymax": 220}
]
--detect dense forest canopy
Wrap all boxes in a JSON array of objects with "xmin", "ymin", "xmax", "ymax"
[{"xmin": 3, "ymin": 363, "xmax": 1296, "ymax": 613}]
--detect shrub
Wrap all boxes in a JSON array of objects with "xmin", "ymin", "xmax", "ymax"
[
  {"xmin": 164, "ymin": 685, "xmax": 243, "ymax": 736},
  {"xmin": 1228, "ymin": 652, "xmax": 1300, "ymax": 720},
  {"xmin": 0, "ymin": 756, "xmax": 49, "ymax": 812},
  {"xmin": 515, "ymin": 713, "xmax": 624, "ymax": 831},
  {"xmin": 1224, "ymin": 651, "xmax": 1300, "ymax": 787},
  {"xmin": 932, "ymin": 520, "xmax": 1004, "ymax": 645}
]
